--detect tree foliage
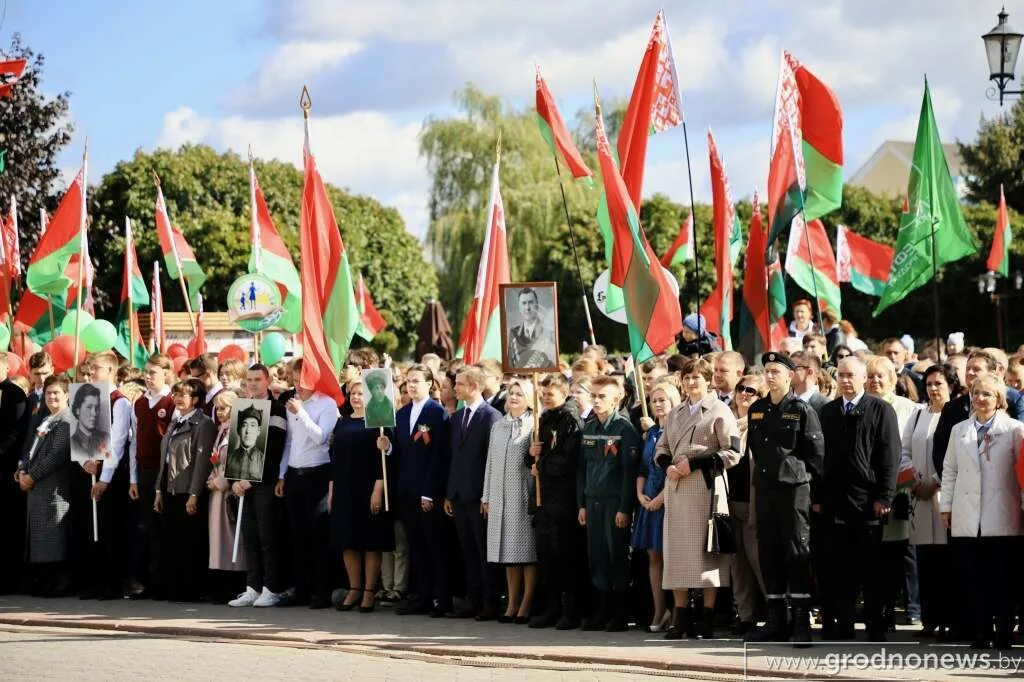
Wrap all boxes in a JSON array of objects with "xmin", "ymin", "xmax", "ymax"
[
  {"xmin": 89, "ymin": 145, "xmax": 437, "ymax": 355},
  {"xmin": 959, "ymin": 98, "xmax": 1024, "ymax": 210}
]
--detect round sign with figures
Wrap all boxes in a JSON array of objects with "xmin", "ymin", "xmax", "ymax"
[
  {"xmin": 227, "ymin": 274, "xmax": 283, "ymax": 333},
  {"xmin": 592, "ymin": 267, "xmax": 680, "ymax": 325}
]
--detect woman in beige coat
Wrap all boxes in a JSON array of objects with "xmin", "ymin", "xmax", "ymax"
[
  {"xmin": 656, "ymin": 357, "xmax": 741, "ymax": 640},
  {"xmin": 207, "ymin": 389, "xmax": 245, "ymax": 600}
]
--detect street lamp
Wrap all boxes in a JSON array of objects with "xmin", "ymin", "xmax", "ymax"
[
  {"xmin": 976, "ymin": 269, "xmax": 1024, "ymax": 348},
  {"xmin": 983, "ymin": 8, "xmax": 1024, "ymax": 105}
]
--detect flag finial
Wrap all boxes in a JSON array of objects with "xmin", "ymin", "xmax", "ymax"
[
  {"xmin": 151, "ymin": 169, "xmax": 161, "ymax": 188},
  {"xmin": 247, "ymin": 144, "xmax": 253, "ymax": 163},
  {"xmin": 592, "ymin": 78, "xmax": 602, "ymax": 115},
  {"xmin": 496, "ymin": 129, "xmax": 502, "ymax": 164},
  {"xmin": 300, "ymin": 85, "xmax": 312, "ymax": 120}
]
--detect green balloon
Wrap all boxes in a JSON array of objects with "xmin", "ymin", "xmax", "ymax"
[
  {"xmin": 259, "ymin": 332, "xmax": 287, "ymax": 365},
  {"xmin": 61, "ymin": 309, "xmax": 95, "ymax": 337},
  {"xmin": 0, "ymin": 323, "xmax": 9, "ymax": 351},
  {"xmin": 82, "ymin": 319, "xmax": 117, "ymax": 353}
]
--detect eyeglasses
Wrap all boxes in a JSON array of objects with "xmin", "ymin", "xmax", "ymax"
[
  {"xmin": 834, "ymin": 353, "xmax": 852, "ymax": 360},
  {"xmin": 736, "ymin": 385, "xmax": 760, "ymax": 396}
]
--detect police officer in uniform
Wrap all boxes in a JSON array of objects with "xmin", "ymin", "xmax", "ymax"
[{"xmin": 745, "ymin": 353, "xmax": 824, "ymax": 647}]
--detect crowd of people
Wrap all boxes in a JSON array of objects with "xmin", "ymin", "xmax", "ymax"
[{"xmin": 1, "ymin": 299, "xmax": 1023, "ymax": 652}]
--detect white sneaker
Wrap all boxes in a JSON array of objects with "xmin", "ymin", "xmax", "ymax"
[
  {"xmin": 253, "ymin": 587, "xmax": 282, "ymax": 607},
  {"xmin": 229, "ymin": 586, "xmax": 259, "ymax": 607}
]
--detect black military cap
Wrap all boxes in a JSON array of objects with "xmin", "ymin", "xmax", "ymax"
[
  {"xmin": 761, "ymin": 352, "xmax": 796, "ymax": 371},
  {"xmin": 238, "ymin": 403, "xmax": 263, "ymax": 427}
]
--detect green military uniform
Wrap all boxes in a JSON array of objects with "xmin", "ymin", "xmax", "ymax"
[{"xmin": 577, "ymin": 411, "xmax": 640, "ymax": 594}]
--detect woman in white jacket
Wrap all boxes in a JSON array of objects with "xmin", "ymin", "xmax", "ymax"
[{"xmin": 940, "ymin": 375, "xmax": 1024, "ymax": 650}]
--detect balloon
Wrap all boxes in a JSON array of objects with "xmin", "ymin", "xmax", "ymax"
[
  {"xmin": 167, "ymin": 343, "xmax": 189, "ymax": 359},
  {"xmin": 218, "ymin": 344, "xmax": 247, "ymax": 364},
  {"xmin": 259, "ymin": 333, "xmax": 286, "ymax": 365},
  {"xmin": 61, "ymin": 309, "xmax": 95, "ymax": 337},
  {"xmin": 82, "ymin": 319, "xmax": 117, "ymax": 353},
  {"xmin": 45, "ymin": 335, "xmax": 87, "ymax": 374},
  {"xmin": 0, "ymin": 324, "xmax": 9, "ymax": 351},
  {"xmin": 5, "ymin": 352, "xmax": 24, "ymax": 377},
  {"xmin": 10, "ymin": 334, "xmax": 38, "ymax": 359},
  {"xmin": 172, "ymin": 355, "xmax": 190, "ymax": 377}
]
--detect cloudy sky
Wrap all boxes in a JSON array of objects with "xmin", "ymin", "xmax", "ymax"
[{"xmin": 14, "ymin": 0, "xmax": 1016, "ymax": 239}]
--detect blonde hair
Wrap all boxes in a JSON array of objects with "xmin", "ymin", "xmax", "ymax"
[
  {"xmin": 648, "ymin": 379, "xmax": 682, "ymax": 405},
  {"xmin": 970, "ymin": 375, "xmax": 1008, "ymax": 411},
  {"xmin": 864, "ymin": 355, "xmax": 898, "ymax": 393}
]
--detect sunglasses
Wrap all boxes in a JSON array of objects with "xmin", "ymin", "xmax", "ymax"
[
  {"xmin": 834, "ymin": 353, "xmax": 852, "ymax": 359},
  {"xmin": 736, "ymin": 385, "xmax": 760, "ymax": 397}
]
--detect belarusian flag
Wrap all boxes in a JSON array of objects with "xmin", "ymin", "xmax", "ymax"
[
  {"xmin": 155, "ymin": 184, "xmax": 206, "ymax": 308},
  {"xmin": 661, "ymin": 212, "xmax": 694, "ymax": 267},
  {"xmin": 836, "ymin": 225, "xmax": 894, "ymax": 297},
  {"xmin": 355, "ymin": 272, "xmax": 386, "ymax": 341},
  {"xmin": 249, "ymin": 158, "xmax": 301, "ymax": 333},
  {"xmin": 298, "ymin": 141, "xmax": 359, "ymax": 403},
  {"xmin": 14, "ymin": 290, "xmax": 65, "ymax": 345},
  {"xmin": 738, "ymin": 192, "xmax": 788, "ymax": 362},
  {"xmin": 699, "ymin": 130, "xmax": 742, "ymax": 349},
  {"xmin": 457, "ymin": 159, "xmax": 510, "ymax": 364},
  {"xmin": 767, "ymin": 51, "xmax": 844, "ymax": 246},
  {"xmin": 150, "ymin": 261, "xmax": 165, "ymax": 354},
  {"xmin": 594, "ymin": 98, "xmax": 680, "ymax": 362},
  {"xmin": 535, "ymin": 65, "xmax": 592, "ymax": 182},
  {"xmin": 785, "ymin": 217, "xmax": 841, "ymax": 314},
  {"xmin": 114, "ymin": 217, "xmax": 150, "ymax": 367},
  {"xmin": 875, "ymin": 82, "xmax": 977, "ymax": 316},
  {"xmin": 65, "ymin": 228, "xmax": 95, "ymax": 316},
  {"xmin": 26, "ymin": 165, "xmax": 85, "ymax": 297},
  {"xmin": 191, "ymin": 294, "xmax": 207, "ymax": 356},
  {"xmin": 2, "ymin": 197, "xmax": 18, "ymax": 282},
  {"xmin": 0, "ymin": 58, "xmax": 27, "ymax": 99},
  {"xmin": 987, "ymin": 184, "xmax": 1012, "ymax": 276}
]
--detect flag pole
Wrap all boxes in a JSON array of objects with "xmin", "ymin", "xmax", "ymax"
[
  {"xmin": 72, "ymin": 142, "xmax": 88, "ymax": 381},
  {"xmin": 930, "ymin": 215, "xmax": 940, "ymax": 358},
  {"xmin": 680, "ymin": 121, "xmax": 703, "ymax": 343},
  {"xmin": 532, "ymin": 372, "xmax": 541, "ymax": 508},
  {"xmin": 550, "ymin": 153, "xmax": 597, "ymax": 347},
  {"xmin": 794, "ymin": 191, "xmax": 826, "ymax": 334},
  {"xmin": 126, "ymin": 216, "xmax": 135, "ymax": 368},
  {"xmin": 152, "ymin": 172, "xmax": 198, "ymax": 335}
]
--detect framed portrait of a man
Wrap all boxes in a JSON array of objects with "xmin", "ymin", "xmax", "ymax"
[
  {"xmin": 362, "ymin": 368, "xmax": 396, "ymax": 429},
  {"xmin": 225, "ymin": 399, "xmax": 271, "ymax": 482},
  {"xmin": 68, "ymin": 382, "xmax": 113, "ymax": 465},
  {"xmin": 499, "ymin": 282, "xmax": 560, "ymax": 374}
]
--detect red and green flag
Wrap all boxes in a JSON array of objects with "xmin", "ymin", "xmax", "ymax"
[
  {"xmin": 738, "ymin": 192, "xmax": 788, "ymax": 362},
  {"xmin": 535, "ymin": 65, "xmax": 592, "ymax": 183},
  {"xmin": 987, "ymin": 184, "xmax": 1012, "ymax": 276},
  {"xmin": 298, "ymin": 138, "xmax": 359, "ymax": 403},
  {"xmin": 594, "ymin": 99, "xmax": 680, "ymax": 362},
  {"xmin": 661, "ymin": 212, "xmax": 694, "ymax": 267},
  {"xmin": 114, "ymin": 216, "xmax": 149, "ymax": 367},
  {"xmin": 875, "ymin": 82, "xmax": 977, "ymax": 316},
  {"xmin": 456, "ymin": 159, "xmax": 510, "ymax": 363},
  {"xmin": 155, "ymin": 184, "xmax": 206, "ymax": 308},
  {"xmin": 0, "ymin": 58, "xmax": 27, "ymax": 99},
  {"xmin": 26, "ymin": 165, "xmax": 85, "ymax": 297},
  {"xmin": 836, "ymin": 225, "xmax": 894, "ymax": 297},
  {"xmin": 13, "ymin": 290, "xmax": 65, "ymax": 345},
  {"xmin": 699, "ymin": 130, "xmax": 742, "ymax": 349},
  {"xmin": 1, "ymin": 197, "xmax": 18, "ymax": 283},
  {"xmin": 355, "ymin": 272, "xmax": 387, "ymax": 342},
  {"xmin": 785, "ymin": 217, "xmax": 841, "ymax": 315},
  {"xmin": 249, "ymin": 157, "xmax": 301, "ymax": 333}
]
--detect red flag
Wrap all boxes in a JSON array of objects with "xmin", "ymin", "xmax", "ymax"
[
  {"xmin": 355, "ymin": 273, "xmax": 386, "ymax": 341},
  {"xmin": 699, "ymin": 130, "xmax": 738, "ymax": 349},
  {"xmin": 987, "ymin": 184, "xmax": 1012, "ymax": 276},
  {"xmin": 535, "ymin": 65, "xmax": 592, "ymax": 181},
  {"xmin": 617, "ymin": 15, "xmax": 661, "ymax": 211},
  {"xmin": 660, "ymin": 212, "xmax": 694, "ymax": 268},
  {"xmin": 1, "ymin": 198, "xmax": 19, "ymax": 281},
  {"xmin": 0, "ymin": 59, "xmax": 27, "ymax": 99}
]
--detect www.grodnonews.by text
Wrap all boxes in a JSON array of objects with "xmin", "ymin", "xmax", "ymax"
[{"xmin": 755, "ymin": 649, "xmax": 1024, "ymax": 676}]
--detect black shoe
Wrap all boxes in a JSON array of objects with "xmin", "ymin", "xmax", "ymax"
[
  {"xmin": 336, "ymin": 589, "xmax": 362, "ymax": 612},
  {"xmin": 554, "ymin": 593, "xmax": 579, "ymax": 630},
  {"xmin": 731, "ymin": 621, "xmax": 755, "ymax": 636},
  {"xmin": 913, "ymin": 625, "xmax": 937, "ymax": 638},
  {"xmin": 455, "ymin": 603, "xmax": 481, "ymax": 619},
  {"xmin": 582, "ymin": 591, "xmax": 609, "ymax": 631},
  {"xmin": 497, "ymin": 613, "xmax": 516, "ymax": 624},
  {"xmin": 970, "ymin": 638, "xmax": 993, "ymax": 650},
  {"xmin": 309, "ymin": 594, "xmax": 332, "ymax": 610},
  {"xmin": 790, "ymin": 606, "xmax": 812, "ymax": 648},
  {"xmin": 277, "ymin": 592, "xmax": 310, "ymax": 607},
  {"xmin": 747, "ymin": 602, "xmax": 788, "ymax": 643},
  {"xmin": 664, "ymin": 607, "xmax": 690, "ymax": 640},
  {"xmin": 994, "ymin": 635, "xmax": 1013, "ymax": 650},
  {"xmin": 475, "ymin": 606, "xmax": 498, "ymax": 622},
  {"xmin": 605, "ymin": 591, "xmax": 629, "ymax": 632},
  {"xmin": 515, "ymin": 615, "xmax": 531, "ymax": 625},
  {"xmin": 396, "ymin": 601, "xmax": 432, "ymax": 616},
  {"xmin": 867, "ymin": 629, "xmax": 887, "ymax": 643},
  {"xmin": 430, "ymin": 605, "xmax": 453, "ymax": 619},
  {"xmin": 696, "ymin": 607, "xmax": 715, "ymax": 640},
  {"xmin": 529, "ymin": 593, "xmax": 560, "ymax": 629}
]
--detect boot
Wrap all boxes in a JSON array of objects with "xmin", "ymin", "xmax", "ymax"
[
  {"xmin": 555, "ymin": 593, "xmax": 580, "ymax": 630},
  {"xmin": 581, "ymin": 592, "xmax": 608, "ymax": 631},
  {"xmin": 664, "ymin": 607, "xmax": 690, "ymax": 640},
  {"xmin": 746, "ymin": 600, "xmax": 789, "ymax": 642},
  {"xmin": 528, "ymin": 591, "xmax": 561, "ymax": 629},
  {"xmin": 605, "ymin": 590, "xmax": 629, "ymax": 632},
  {"xmin": 790, "ymin": 605, "xmax": 812, "ymax": 648},
  {"xmin": 697, "ymin": 607, "xmax": 715, "ymax": 639}
]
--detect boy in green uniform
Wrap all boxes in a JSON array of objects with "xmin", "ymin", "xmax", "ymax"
[{"xmin": 577, "ymin": 374, "xmax": 640, "ymax": 632}]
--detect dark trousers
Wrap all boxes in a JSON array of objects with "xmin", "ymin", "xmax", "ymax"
[
  {"xmin": 810, "ymin": 512, "xmax": 833, "ymax": 626},
  {"xmin": 130, "ymin": 468, "xmax": 161, "ymax": 590},
  {"xmin": 903, "ymin": 542, "xmax": 920, "ymax": 619},
  {"xmin": 534, "ymin": 506, "xmax": 585, "ymax": 595},
  {"xmin": 241, "ymin": 482, "xmax": 283, "ymax": 593},
  {"xmin": 0, "ymin": 470, "xmax": 25, "ymax": 592},
  {"xmin": 756, "ymin": 484, "xmax": 812, "ymax": 606},
  {"xmin": 963, "ymin": 536, "xmax": 1017, "ymax": 641},
  {"xmin": 881, "ymin": 539, "xmax": 907, "ymax": 627},
  {"xmin": 830, "ymin": 522, "xmax": 884, "ymax": 634},
  {"xmin": 158, "ymin": 492, "xmax": 208, "ymax": 601},
  {"xmin": 584, "ymin": 497, "xmax": 630, "ymax": 592},
  {"xmin": 915, "ymin": 544, "xmax": 951, "ymax": 628},
  {"xmin": 284, "ymin": 465, "xmax": 332, "ymax": 600},
  {"xmin": 68, "ymin": 461, "xmax": 130, "ymax": 596},
  {"xmin": 452, "ymin": 498, "xmax": 493, "ymax": 609},
  {"xmin": 398, "ymin": 495, "xmax": 451, "ymax": 609}
]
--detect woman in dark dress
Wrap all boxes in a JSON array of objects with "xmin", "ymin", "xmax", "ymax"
[{"xmin": 330, "ymin": 379, "xmax": 393, "ymax": 612}]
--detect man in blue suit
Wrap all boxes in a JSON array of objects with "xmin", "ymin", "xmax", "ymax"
[
  {"xmin": 443, "ymin": 367, "xmax": 501, "ymax": 620},
  {"xmin": 379, "ymin": 364, "xmax": 452, "ymax": 618}
]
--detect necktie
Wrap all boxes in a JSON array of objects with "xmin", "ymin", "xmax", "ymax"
[
  {"xmin": 844, "ymin": 402, "xmax": 855, "ymax": 415},
  {"xmin": 463, "ymin": 408, "xmax": 472, "ymax": 430}
]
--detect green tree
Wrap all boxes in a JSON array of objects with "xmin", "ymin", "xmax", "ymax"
[
  {"xmin": 89, "ymin": 145, "xmax": 436, "ymax": 355},
  {"xmin": 0, "ymin": 34, "xmax": 73, "ymax": 274},
  {"xmin": 959, "ymin": 98, "xmax": 1024, "ymax": 210}
]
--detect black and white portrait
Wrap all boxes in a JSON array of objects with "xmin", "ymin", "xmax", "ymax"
[
  {"xmin": 362, "ymin": 368, "xmax": 396, "ymax": 429},
  {"xmin": 499, "ymin": 282, "xmax": 560, "ymax": 373},
  {"xmin": 225, "ymin": 399, "xmax": 271, "ymax": 482},
  {"xmin": 68, "ymin": 382, "xmax": 113, "ymax": 465}
]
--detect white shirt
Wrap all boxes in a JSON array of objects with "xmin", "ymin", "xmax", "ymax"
[
  {"xmin": 462, "ymin": 396, "xmax": 485, "ymax": 426},
  {"xmin": 165, "ymin": 409, "xmax": 197, "ymax": 462},
  {"xmin": 408, "ymin": 397, "xmax": 430, "ymax": 436},
  {"xmin": 789, "ymin": 320, "xmax": 816, "ymax": 341},
  {"xmin": 279, "ymin": 392, "xmax": 338, "ymax": 477},
  {"xmin": 128, "ymin": 386, "xmax": 171, "ymax": 484},
  {"xmin": 99, "ymin": 387, "xmax": 132, "ymax": 484},
  {"xmin": 797, "ymin": 387, "xmax": 819, "ymax": 403}
]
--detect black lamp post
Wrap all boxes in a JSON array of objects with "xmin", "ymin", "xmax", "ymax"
[
  {"xmin": 984, "ymin": 8, "xmax": 1024, "ymax": 105},
  {"xmin": 976, "ymin": 269, "xmax": 1024, "ymax": 347}
]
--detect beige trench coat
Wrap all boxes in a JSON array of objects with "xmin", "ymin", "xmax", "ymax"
[{"xmin": 655, "ymin": 392, "xmax": 741, "ymax": 589}]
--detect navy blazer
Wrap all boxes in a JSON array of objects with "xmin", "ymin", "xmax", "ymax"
[
  {"xmin": 393, "ymin": 399, "xmax": 450, "ymax": 501},
  {"xmin": 446, "ymin": 401, "xmax": 501, "ymax": 501}
]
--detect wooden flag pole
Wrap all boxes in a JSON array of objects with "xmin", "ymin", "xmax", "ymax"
[
  {"xmin": 232, "ymin": 494, "xmax": 245, "ymax": 563},
  {"xmin": 634, "ymin": 359, "xmax": 650, "ymax": 421},
  {"xmin": 532, "ymin": 373, "xmax": 541, "ymax": 508},
  {"xmin": 91, "ymin": 473, "xmax": 99, "ymax": 542},
  {"xmin": 47, "ymin": 297, "xmax": 55, "ymax": 339},
  {"xmin": 71, "ymin": 142, "xmax": 89, "ymax": 382},
  {"xmin": 152, "ymin": 172, "xmax": 198, "ymax": 335},
  {"xmin": 126, "ymin": 216, "xmax": 136, "ymax": 368},
  {"xmin": 379, "ymin": 426, "xmax": 390, "ymax": 512},
  {"xmin": 253, "ymin": 331, "xmax": 260, "ymax": 364}
]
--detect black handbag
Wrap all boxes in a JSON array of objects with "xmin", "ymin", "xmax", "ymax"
[{"xmin": 705, "ymin": 460, "xmax": 736, "ymax": 556}]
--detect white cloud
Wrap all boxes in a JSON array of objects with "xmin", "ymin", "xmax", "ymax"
[
  {"xmin": 157, "ymin": 107, "xmax": 212, "ymax": 149},
  {"xmin": 235, "ymin": 40, "xmax": 364, "ymax": 108}
]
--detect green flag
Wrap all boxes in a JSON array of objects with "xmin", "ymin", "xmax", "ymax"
[{"xmin": 874, "ymin": 82, "xmax": 976, "ymax": 316}]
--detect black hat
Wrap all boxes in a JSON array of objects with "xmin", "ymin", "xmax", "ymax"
[
  {"xmin": 238, "ymin": 404, "xmax": 263, "ymax": 427},
  {"xmin": 761, "ymin": 352, "xmax": 796, "ymax": 371}
]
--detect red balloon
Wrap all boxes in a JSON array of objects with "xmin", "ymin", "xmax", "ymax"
[
  {"xmin": 218, "ymin": 344, "xmax": 247, "ymax": 364},
  {"xmin": 167, "ymin": 343, "xmax": 189, "ymax": 359},
  {"xmin": 6, "ymin": 352, "xmax": 24, "ymax": 377},
  {"xmin": 10, "ymin": 334, "xmax": 38, "ymax": 361},
  {"xmin": 172, "ymin": 355, "xmax": 190, "ymax": 377},
  {"xmin": 45, "ymin": 335, "xmax": 87, "ymax": 374}
]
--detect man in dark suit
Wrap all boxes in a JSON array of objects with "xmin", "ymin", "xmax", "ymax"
[
  {"xmin": 380, "ymin": 364, "xmax": 452, "ymax": 618},
  {"xmin": 816, "ymin": 356, "xmax": 901, "ymax": 642},
  {"xmin": 443, "ymin": 367, "xmax": 501, "ymax": 619},
  {"xmin": 26, "ymin": 351, "xmax": 53, "ymax": 431},
  {"xmin": 0, "ymin": 351, "xmax": 29, "ymax": 592}
]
